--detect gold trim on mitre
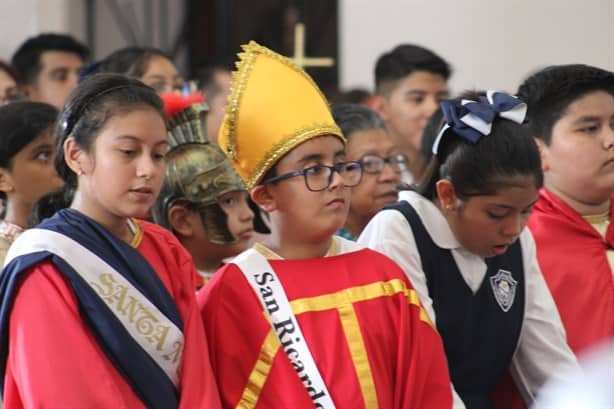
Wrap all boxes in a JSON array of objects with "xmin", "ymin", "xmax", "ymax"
[{"xmin": 219, "ymin": 41, "xmax": 344, "ymax": 190}]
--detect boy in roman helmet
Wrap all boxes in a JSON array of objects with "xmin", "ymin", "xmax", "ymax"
[{"xmin": 152, "ymin": 103, "xmax": 255, "ymax": 285}]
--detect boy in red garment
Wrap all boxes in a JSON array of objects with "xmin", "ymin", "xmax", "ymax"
[
  {"xmin": 198, "ymin": 41, "xmax": 453, "ymax": 409},
  {"xmin": 518, "ymin": 64, "xmax": 614, "ymax": 355},
  {"xmin": 494, "ymin": 64, "xmax": 614, "ymax": 409}
]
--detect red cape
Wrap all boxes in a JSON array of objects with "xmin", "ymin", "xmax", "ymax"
[
  {"xmin": 529, "ymin": 188, "xmax": 614, "ymax": 353},
  {"xmin": 493, "ymin": 188, "xmax": 614, "ymax": 409}
]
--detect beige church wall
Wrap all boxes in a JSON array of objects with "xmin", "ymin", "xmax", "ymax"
[
  {"xmin": 89, "ymin": 1, "xmax": 185, "ymax": 60},
  {"xmin": 339, "ymin": 0, "xmax": 614, "ymax": 95},
  {"xmin": 0, "ymin": 0, "xmax": 85, "ymax": 60},
  {"xmin": 2, "ymin": 0, "xmax": 612, "ymax": 94},
  {"xmin": 0, "ymin": 0, "xmax": 185, "ymax": 70}
]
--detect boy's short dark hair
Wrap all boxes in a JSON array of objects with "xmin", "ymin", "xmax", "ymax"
[
  {"xmin": 517, "ymin": 64, "xmax": 614, "ymax": 145},
  {"xmin": 374, "ymin": 44, "xmax": 451, "ymax": 96},
  {"xmin": 11, "ymin": 33, "xmax": 89, "ymax": 85}
]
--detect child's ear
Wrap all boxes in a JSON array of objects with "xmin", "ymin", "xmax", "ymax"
[
  {"xmin": 435, "ymin": 179, "xmax": 459, "ymax": 211},
  {"xmin": 0, "ymin": 169, "xmax": 14, "ymax": 194},
  {"xmin": 534, "ymin": 138, "xmax": 550, "ymax": 172},
  {"xmin": 168, "ymin": 204, "xmax": 194, "ymax": 237},
  {"xmin": 369, "ymin": 95, "xmax": 390, "ymax": 121},
  {"xmin": 63, "ymin": 137, "xmax": 87, "ymax": 175},
  {"xmin": 251, "ymin": 185, "xmax": 276, "ymax": 212}
]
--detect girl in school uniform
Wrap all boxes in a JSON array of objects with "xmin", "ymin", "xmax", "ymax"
[
  {"xmin": 0, "ymin": 73, "xmax": 220, "ymax": 408},
  {"xmin": 359, "ymin": 91, "xmax": 578, "ymax": 409}
]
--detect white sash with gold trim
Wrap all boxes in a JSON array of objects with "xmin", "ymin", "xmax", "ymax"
[
  {"xmin": 233, "ymin": 248, "xmax": 336, "ymax": 409},
  {"xmin": 4, "ymin": 228, "xmax": 184, "ymax": 386}
]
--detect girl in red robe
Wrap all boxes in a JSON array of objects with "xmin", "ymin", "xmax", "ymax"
[{"xmin": 0, "ymin": 74, "xmax": 221, "ymax": 408}]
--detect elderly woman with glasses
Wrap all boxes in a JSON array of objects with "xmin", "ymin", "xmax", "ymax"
[{"xmin": 332, "ymin": 103, "xmax": 406, "ymax": 240}]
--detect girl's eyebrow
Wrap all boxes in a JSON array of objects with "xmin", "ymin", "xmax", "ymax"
[
  {"xmin": 31, "ymin": 142, "xmax": 54, "ymax": 150},
  {"xmin": 572, "ymin": 115, "xmax": 602, "ymax": 125},
  {"xmin": 490, "ymin": 198, "xmax": 538, "ymax": 210},
  {"xmin": 114, "ymin": 135, "xmax": 169, "ymax": 146},
  {"xmin": 142, "ymin": 74, "xmax": 166, "ymax": 81}
]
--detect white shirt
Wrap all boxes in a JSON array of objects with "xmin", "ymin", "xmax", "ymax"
[
  {"xmin": 531, "ymin": 340, "xmax": 614, "ymax": 409},
  {"xmin": 358, "ymin": 190, "xmax": 578, "ymax": 408}
]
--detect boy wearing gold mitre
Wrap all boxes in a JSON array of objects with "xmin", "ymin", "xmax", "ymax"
[{"xmin": 197, "ymin": 41, "xmax": 453, "ymax": 409}]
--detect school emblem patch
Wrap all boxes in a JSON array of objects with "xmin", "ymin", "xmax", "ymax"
[{"xmin": 490, "ymin": 269, "xmax": 517, "ymax": 312}]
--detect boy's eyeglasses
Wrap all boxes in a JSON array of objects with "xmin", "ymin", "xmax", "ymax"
[
  {"xmin": 261, "ymin": 161, "xmax": 363, "ymax": 192},
  {"xmin": 358, "ymin": 154, "xmax": 409, "ymax": 174}
]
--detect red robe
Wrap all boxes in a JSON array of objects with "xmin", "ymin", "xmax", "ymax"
[
  {"xmin": 493, "ymin": 189, "xmax": 614, "ymax": 409},
  {"xmin": 199, "ymin": 245, "xmax": 452, "ymax": 409},
  {"xmin": 3, "ymin": 220, "xmax": 221, "ymax": 409},
  {"xmin": 528, "ymin": 188, "xmax": 614, "ymax": 353}
]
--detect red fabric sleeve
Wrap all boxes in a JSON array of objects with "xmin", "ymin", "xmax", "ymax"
[
  {"xmin": 136, "ymin": 221, "xmax": 222, "ymax": 409},
  {"xmin": 4, "ymin": 221, "xmax": 222, "ymax": 409},
  {"xmin": 173, "ymin": 244, "xmax": 222, "ymax": 409},
  {"xmin": 4, "ymin": 263, "xmax": 145, "ymax": 409}
]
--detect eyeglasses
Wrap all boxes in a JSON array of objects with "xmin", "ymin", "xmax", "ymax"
[
  {"xmin": 358, "ymin": 154, "xmax": 409, "ymax": 174},
  {"xmin": 149, "ymin": 80, "xmax": 198, "ymax": 97},
  {"xmin": 261, "ymin": 161, "xmax": 363, "ymax": 192}
]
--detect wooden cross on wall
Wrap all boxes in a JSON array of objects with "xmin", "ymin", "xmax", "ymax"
[{"xmin": 291, "ymin": 23, "xmax": 335, "ymax": 69}]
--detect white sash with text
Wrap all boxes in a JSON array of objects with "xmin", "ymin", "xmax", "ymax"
[
  {"xmin": 4, "ymin": 228, "xmax": 184, "ymax": 386},
  {"xmin": 233, "ymin": 248, "xmax": 336, "ymax": 409}
]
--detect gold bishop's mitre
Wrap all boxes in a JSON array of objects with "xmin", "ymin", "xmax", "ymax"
[{"xmin": 218, "ymin": 41, "xmax": 344, "ymax": 190}]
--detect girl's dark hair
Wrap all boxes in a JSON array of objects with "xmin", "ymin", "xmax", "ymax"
[
  {"xmin": 29, "ymin": 187, "xmax": 75, "ymax": 226},
  {"xmin": 415, "ymin": 94, "xmax": 543, "ymax": 200},
  {"xmin": 82, "ymin": 46, "xmax": 172, "ymax": 81},
  {"xmin": 420, "ymin": 107, "xmax": 445, "ymax": 162},
  {"xmin": 0, "ymin": 101, "xmax": 58, "ymax": 202},
  {"xmin": 49, "ymin": 73, "xmax": 165, "ymax": 213},
  {"xmin": 0, "ymin": 101, "xmax": 58, "ymax": 169}
]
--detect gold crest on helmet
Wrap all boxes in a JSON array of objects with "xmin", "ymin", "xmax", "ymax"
[{"xmin": 218, "ymin": 41, "xmax": 345, "ymax": 190}]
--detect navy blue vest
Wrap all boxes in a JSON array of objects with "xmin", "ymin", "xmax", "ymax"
[{"xmin": 387, "ymin": 202, "xmax": 525, "ymax": 409}]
